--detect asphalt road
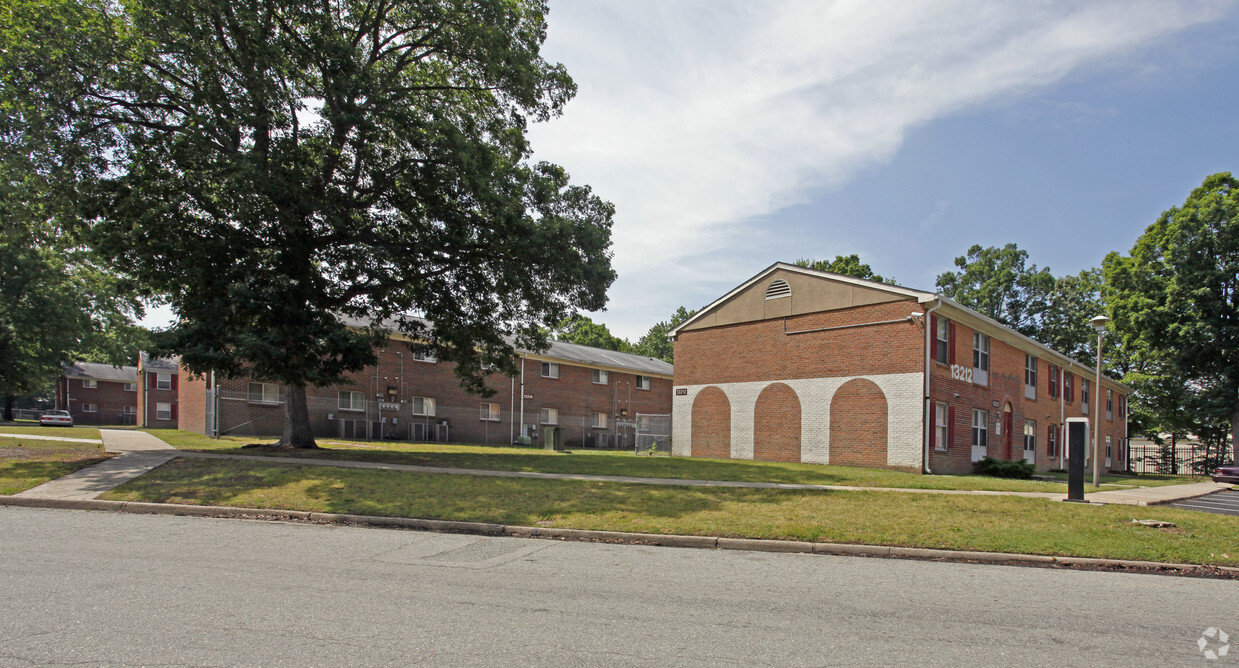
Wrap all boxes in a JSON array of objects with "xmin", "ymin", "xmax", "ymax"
[
  {"xmin": 1, "ymin": 506, "xmax": 1236, "ymax": 667},
  {"xmin": 1171, "ymin": 489, "xmax": 1239, "ymax": 517}
]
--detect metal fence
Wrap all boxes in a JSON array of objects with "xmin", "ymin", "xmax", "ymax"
[
  {"xmin": 1128, "ymin": 443, "xmax": 1231, "ymax": 476},
  {"xmin": 635, "ymin": 413, "xmax": 672, "ymax": 456}
]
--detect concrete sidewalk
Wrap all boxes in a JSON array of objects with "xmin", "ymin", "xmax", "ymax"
[
  {"xmin": 1084, "ymin": 481, "xmax": 1232, "ymax": 506},
  {"xmin": 13, "ymin": 430, "xmax": 178, "ymax": 501},
  {"xmin": 0, "ymin": 432, "xmax": 103, "ymax": 444}
]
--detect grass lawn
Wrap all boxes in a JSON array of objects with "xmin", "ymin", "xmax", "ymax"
[
  {"xmin": 143, "ymin": 429, "xmax": 1200, "ymax": 494},
  {"xmin": 101, "ymin": 457, "xmax": 1239, "ymax": 567},
  {"xmin": 0, "ymin": 436, "xmax": 111, "ymax": 494},
  {"xmin": 1041, "ymin": 470, "xmax": 1204, "ymax": 488},
  {"xmin": 0, "ymin": 424, "xmax": 103, "ymax": 440}
]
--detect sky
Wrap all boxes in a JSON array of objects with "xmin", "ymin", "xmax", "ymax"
[
  {"xmin": 523, "ymin": 0, "xmax": 1239, "ymax": 341},
  {"xmin": 140, "ymin": 0, "xmax": 1239, "ymax": 342}
]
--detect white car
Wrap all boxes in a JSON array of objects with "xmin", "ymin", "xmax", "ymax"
[{"xmin": 39, "ymin": 410, "xmax": 74, "ymax": 427}]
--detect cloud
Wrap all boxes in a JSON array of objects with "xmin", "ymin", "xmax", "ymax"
[{"xmin": 527, "ymin": 0, "xmax": 1231, "ymax": 339}]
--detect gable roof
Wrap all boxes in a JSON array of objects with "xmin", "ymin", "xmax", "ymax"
[
  {"xmin": 62, "ymin": 362, "xmax": 138, "ymax": 383},
  {"xmin": 138, "ymin": 354, "xmax": 181, "ymax": 373}
]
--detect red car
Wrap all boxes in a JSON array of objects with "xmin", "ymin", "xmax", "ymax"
[
  {"xmin": 1213, "ymin": 465, "xmax": 1239, "ymax": 485},
  {"xmin": 39, "ymin": 410, "xmax": 74, "ymax": 427}
]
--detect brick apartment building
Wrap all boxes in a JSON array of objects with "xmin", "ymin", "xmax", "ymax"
[
  {"xmin": 180, "ymin": 332, "xmax": 673, "ymax": 448},
  {"xmin": 136, "ymin": 354, "xmax": 180, "ymax": 429},
  {"xmin": 670, "ymin": 263, "xmax": 1130, "ymax": 475},
  {"xmin": 56, "ymin": 362, "xmax": 139, "ymax": 425}
]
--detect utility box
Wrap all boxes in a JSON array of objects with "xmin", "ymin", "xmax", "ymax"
[
  {"xmin": 543, "ymin": 426, "xmax": 563, "ymax": 451},
  {"xmin": 1066, "ymin": 417, "xmax": 1090, "ymax": 502}
]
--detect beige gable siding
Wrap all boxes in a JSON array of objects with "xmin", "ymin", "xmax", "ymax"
[{"xmin": 680, "ymin": 268, "xmax": 906, "ymax": 332}]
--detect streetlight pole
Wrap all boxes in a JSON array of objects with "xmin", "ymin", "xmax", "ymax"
[{"xmin": 1090, "ymin": 315, "xmax": 1110, "ymax": 488}]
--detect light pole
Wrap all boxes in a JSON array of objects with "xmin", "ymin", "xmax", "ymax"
[{"xmin": 1090, "ymin": 315, "xmax": 1110, "ymax": 487}]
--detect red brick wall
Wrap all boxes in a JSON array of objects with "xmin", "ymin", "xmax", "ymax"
[
  {"xmin": 136, "ymin": 371, "xmax": 179, "ymax": 429},
  {"xmin": 691, "ymin": 387, "xmax": 731, "ymax": 458},
  {"xmin": 178, "ymin": 370, "xmax": 207, "ymax": 435},
  {"xmin": 829, "ymin": 378, "xmax": 888, "ymax": 468},
  {"xmin": 753, "ymin": 382, "xmax": 801, "ymax": 462},
  {"xmin": 58, "ymin": 378, "xmax": 137, "ymax": 425}
]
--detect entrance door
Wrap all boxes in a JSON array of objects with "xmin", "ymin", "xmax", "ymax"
[{"xmin": 1002, "ymin": 404, "xmax": 1013, "ymax": 460}]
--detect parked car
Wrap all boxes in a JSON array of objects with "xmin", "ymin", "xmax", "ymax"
[
  {"xmin": 39, "ymin": 410, "xmax": 74, "ymax": 427},
  {"xmin": 1213, "ymin": 465, "xmax": 1239, "ymax": 485}
]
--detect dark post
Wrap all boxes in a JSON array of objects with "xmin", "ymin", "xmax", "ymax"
[{"xmin": 1067, "ymin": 420, "xmax": 1088, "ymax": 502}]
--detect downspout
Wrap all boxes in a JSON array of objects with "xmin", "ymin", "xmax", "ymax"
[
  {"xmin": 509, "ymin": 374, "xmax": 516, "ymax": 445},
  {"xmin": 922, "ymin": 300, "xmax": 941, "ymax": 474},
  {"xmin": 519, "ymin": 355, "xmax": 526, "ymax": 440}
]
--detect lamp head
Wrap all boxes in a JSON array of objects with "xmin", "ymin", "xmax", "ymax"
[{"xmin": 1089, "ymin": 315, "xmax": 1111, "ymax": 334}]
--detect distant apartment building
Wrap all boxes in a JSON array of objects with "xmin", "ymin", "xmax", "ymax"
[
  {"xmin": 136, "ymin": 354, "xmax": 180, "ymax": 429},
  {"xmin": 56, "ymin": 362, "xmax": 139, "ymax": 425}
]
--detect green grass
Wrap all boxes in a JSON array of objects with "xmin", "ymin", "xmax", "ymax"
[
  {"xmin": 143, "ymin": 429, "xmax": 1200, "ymax": 494},
  {"xmin": 0, "ymin": 436, "xmax": 111, "ymax": 494},
  {"xmin": 0, "ymin": 424, "xmax": 102, "ymax": 440},
  {"xmin": 1041, "ymin": 470, "xmax": 1204, "ymax": 488},
  {"xmin": 101, "ymin": 457, "xmax": 1239, "ymax": 567}
]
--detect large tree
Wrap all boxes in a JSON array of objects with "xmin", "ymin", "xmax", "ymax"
[
  {"xmin": 632, "ymin": 306, "xmax": 696, "ymax": 364},
  {"xmin": 5, "ymin": 0, "xmax": 615, "ymax": 446},
  {"xmin": 935, "ymin": 243, "xmax": 1055, "ymax": 338},
  {"xmin": 1103, "ymin": 172, "xmax": 1239, "ymax": 462},
  {"xmin": 553, "ymin": 315, "xmax": 630, "ymax": 352},
  {"xmin": 795, "ymin": 255, "xmax": 894, "ymax": 284}
]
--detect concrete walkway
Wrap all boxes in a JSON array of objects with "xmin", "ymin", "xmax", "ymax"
[
  {"xmin": 1084, "ymin": 481, "xmax": 1232, "ymax": 506},
  {"xmin": 13, "ymin": 430, "xmax": 178, "ymax": 501},
  {"xmin": 0, "ymin": 432, "xmax": 103, "ymax": 444}
]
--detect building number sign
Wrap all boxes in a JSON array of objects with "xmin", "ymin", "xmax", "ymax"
[{"xmin": 950, "ymin": 364, "xmax": 974, "ymax": 384}]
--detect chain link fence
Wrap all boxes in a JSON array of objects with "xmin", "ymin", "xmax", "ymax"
[{"xmin": 635, "ymin": 413, "xmax": 672, "ymax": 456}]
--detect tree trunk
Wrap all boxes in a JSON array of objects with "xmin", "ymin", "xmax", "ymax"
[
  {"xmin": 1170, "ymin": 433, "xmax": 1178, "ymax": 475},
  {"xmin": 1230, "ymin": 398, "xmax": 1239, "ymax": 465},
  {"xmin": 282, "ymin": 384, "xmax": 318, "ymax": 448},
  {"xmin": 2, "ymin": 396, "xmax": 14, "ymax": 422}
]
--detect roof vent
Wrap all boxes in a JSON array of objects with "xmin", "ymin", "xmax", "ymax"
[{"xmin": 765, "ymin": 279, "xmax": 791, "ymax": 300}]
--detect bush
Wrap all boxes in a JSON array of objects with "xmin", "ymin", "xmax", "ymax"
[{"xmin": 975, "ymin": 456, "xmax": 1036, "ymax": 479}]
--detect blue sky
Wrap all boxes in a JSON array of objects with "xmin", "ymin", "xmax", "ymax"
[
  {"xmin": 140, "ymin": 1, "xmax": 1239, "ymax": 342},
  {"xmin": 524, "ymin": 0, "xmax": 1239, "ymax": 341}
]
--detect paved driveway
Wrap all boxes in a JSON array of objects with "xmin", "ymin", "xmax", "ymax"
[{"xmin": 1170, "ymin": 489, "xmax": 1239, "ymax": 516}]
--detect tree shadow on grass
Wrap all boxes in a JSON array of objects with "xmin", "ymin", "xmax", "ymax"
[{"xmin": 0, "ymin": 458, "xmax": 111, "ymax": 494}]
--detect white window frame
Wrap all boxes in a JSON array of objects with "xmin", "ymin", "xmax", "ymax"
[
  {"xmin": 541, "ymin": 362, "xmax": 559, "ymax": 379},
  {"xmin": 411, "ymin": 396, "xmax": 436, "ymax": 417},
  {"xmin": 972, "ymin": 333, "xmax": 990, "ymax": 385},
  {"xmin": 124, "ymin": 405, "xmax": 136, "ymax": 415},
  {"xmin": 1106, "ymin": 389, "xmax": 1113, "ymax": 421},
  {"xmin": 156, "ymin": 372, "xmax": 172, "ymax": 390},
  {"xmin": 480, "ymin": 403, "xmax": 500, "ymax": 422},
  {"xmin": 412, "ymin": 351, "xmax": 437, "ymax": 363},
  {"xmin": 1081, "ymin": 379, "xmax": 1091, "ymax": 414},
  {"xmin": 592, "ymin": 369, "xmax": 608, "ymax": 385},
  {"xmin": 156, "ymin": 402, "xmax": 172, "ymax": 421},
  {"xmin": 591, "ymin": 412, "xmax": 607, "ymax": 429},
  {"xmin": 933, "ymin": 402, "xmax": 948, "ymax": 451},
  {"xmin": 972, "ymin": 409, "xmax": 988, "ymax": 448},
  {"xmin": 81, "ymin": 402, "xmax": 97, "ymax": 413},
  {"xmin": 338, "ymin": 390, "xmax": 366, "ymax": 412},
  {"xmin": 636, "ymin": 375, "xmax": 651, "ymax": 391},
  {"xmin": 1024, "ymin": 419, "xmax": 1036, "ymax": 454},
  {"xmin": 247, "ymin": 382, "xmax": 280, "ymax": 405},
  {"xmin": 1024, "ymin": 354, "xmax": 1037, "ymax": 400},
  {"xmin": 539, "ymin": 407, "xmax": 558, "ymax": 425},
  {"xmin": 935, "ymin": 318, "xmax": 949, "ymax": 363},
  {"xmin": 82, "ymin": 379, "xmax": 97, "ymax": 389},
  {"xmin": 123, "ymin": 382, "xmax": 137, "ymax": 392}
]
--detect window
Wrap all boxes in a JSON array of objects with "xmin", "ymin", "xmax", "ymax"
[
  {"xmin": 156, "ymin": 402, "xmax": 171, "ymax": 420},
  {"xmin": 539, "ymin": 407, "xmax": 558, "ymax": 425},
  {"xmin": 591, "ymin": 412, "xmax": 607, "ymax": 429},
  {"xmin": 248, "ymin": 382, "xmax": 279, "ymax": 404},
  {"xmin": 636, "ymin": 375, "xmax": 652, "ymax": 390},
  {"xmin": 82, "ymin": 403, "xmax": 97, "ymax": 413},
  {"xmin": 934, "ymin": 317, "xmax": 950, "ymax": 363},
  {"xmin": 1063, "ymin": 373, "xmax": 1074, "ymax": 403},
  {"xmin": 1081, "ymin": 379, "xmax": 1090, "ymax": 414},
  {"xmin": 412, "ymin": 351, "xmax": 437, "ymax": 363},
  {"xmin": 972, "ymin": 409, "xmax": 988, "ymax": 448},
  {"xmin": 1048, "ymin": 365, "xmax": 1059, "ymax": 399},
  {"xmin": 933, "ymin": 402, "xmax": 948, "ymax": 451},
  {"xmin": 1024, "ymin": 419, "xmax": 1036, "ymax": 456},
  {"xmin": 1106, "ymin": 435, "xmax": 1112, "ymax": 460},
  {"xmin": 156, "ymin": 372, "xmax": 172, "ymax": 390},
  {"xmin": 124, "ymin": 406, "xmax": 136, "ymax": 415},
  {"xmin": 1047, "ymin": 424, "xmax": 1058, "ymax": 458},
  {"xmin": 123, "ymin": 382, "xmax": 137, "ymax": 392},
  {"xmin": 338, "ymin": 390, "xmax": 365, "ymax": 411},
  {"xmin": 592, "ymin": 369, "xmax": 608, "ymax": 385},
  {"xmin": 972, "ymin": 333, "xmax": 990, "ymax": 385},
  {"xmin": 480, "ymin": 403, "xmax": 500, "ymax": 422},
  {"xmin": 765, "ymin": 279, "xmax": 791, "ymax": 300},
  {"xmin": 541, "ymin": 362, "xmax": 559, "ymax": 379},
  {"xmin": 1024, "ymin": 355, "xmax": 1037, "ymax": 400},
  {"xmin": 82, "ymin": 379, "xmax": 97, "ymax": 389},
  {"xmin": 411, "ymin": 396, "xmax": 436, "ymax": 416},
  {"xmin": 1106, "ymin": 389, "xmax": 1113, "ymax": 421}
]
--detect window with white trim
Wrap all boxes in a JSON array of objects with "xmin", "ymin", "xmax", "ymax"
[
  {"xmin": 123, "ymin": 382, "xmax": 137, "ymax": 392},
  {"xmin": 1106, "ymin": 389, "xmax": 1113, "ymax": 420},
  {"xmin": 539, "ymin": 408, "xmax": 558, "ymax": 425},
  {"xmin": 338, "ymin": 391, "xmax": 365, "ymax": 411},
  {"xmin": 412, "ymin": 351, "xmax": 437, "ymax": 363},
  {"xmin": 1106, "ymin": 434, "xmax": 1112, "ymax": 459},
  {"xmin": 972, "ymin": 409, "xmax": 988, "ymax": 449},
  {"xmin": 480, "ymin": 403, "xmax": 500, "ymax": 422},
  {"xmin": 155, "ymin": 372, "xmax": 172, "ymax": 390},
  {"xmin": 411, "ymin": 396, "xmax": 436, "ymax": 417},
  {"xmin": 1048, "ymin": 364, "xmax": 1059, "ymax": 398},
  {"xmin": 1024, "ymin": 419, "xmax": 1036, "ymax": 456},
  {"xmin": 972, "ymin": 333, "xmax": 990, "ymax": 385},
  {"xmin": 592, "ymin": 369, "xmax": 608, "ymax": 385},
  {"xmin": 1081, "ymin": 379, "xmax": 1090, "ymax": 414},
  {"xmin": 935, "ymin": 317, "xmax": 949, "ymax": 363},
  {"xmin": 82, "ymin": 403, "xmax": 97, "ymax": 413},
  {"xmin": 82, "ymin": 379, "xmax": 97, "ymax": 389},
  {"xmin": 591, "ymin": 412, "xmax": 607, "ymax": 429},
  {"xmin": 541, "ymin": 362, "xmax": 559, "ymax": 379},
  {"xmin": 156, "ymin": 402, "xmax": 172, "ymax": 420},
  {"xmin": 933, "ymin": 402, "xmax": 948, "ymax": 451},
  {"xmin": 1024, "ymin": 355, "xmax": 1037, "ymax": 400},
  {"xmin": 636, "ymin": 375, "xmax": 651, "ymax": 390},
  {"xmin": 248, "ymin": 382, "xmax": 279, "ymax": 404},
  {"xmin": 124, "ymin": 406, "xmax": 136, "ymax": 415}
]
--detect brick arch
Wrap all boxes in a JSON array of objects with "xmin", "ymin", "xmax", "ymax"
[
  {"xmin": 829, "ymin": 378, "xmax": 888, "ymax": 468},
  {"xmin": 691, "ymin": 386, "xmax": 731, "ymax": 459},
  {"xmin": 753, "ymin": 382, "xmax": 801, "ymax": 462}
]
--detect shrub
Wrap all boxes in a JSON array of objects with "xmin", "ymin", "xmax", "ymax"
[{"xmin": 975, "ymin": 456, "xmax": 1035, "ymax": 479}]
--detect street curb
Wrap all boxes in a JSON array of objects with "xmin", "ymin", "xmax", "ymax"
[{"xmin": 3, "ymin": 494, "xmax": 1237, "ymax": 579}]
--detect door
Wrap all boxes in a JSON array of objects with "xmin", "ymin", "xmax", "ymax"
[
  {"xmin": 1023, "ymin": 420, "xmax": 1035, "ymax": 465},
  {"xmin": 1003, "ymin": 406, "xmax": 1013, "ymax": 460},
  {"xmin": 1105, "ymin": 435, "xmax": 1112, "ymax": 468}
]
